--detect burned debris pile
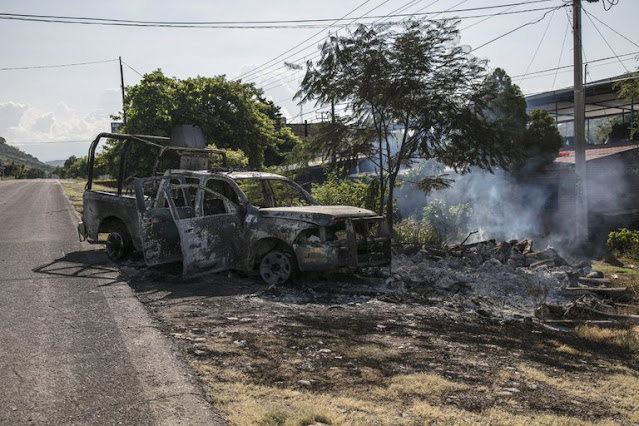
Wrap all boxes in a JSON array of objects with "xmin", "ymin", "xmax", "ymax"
[{"xmin": 388, "ymin": 239, "xmax": 638, "ymax": 326}]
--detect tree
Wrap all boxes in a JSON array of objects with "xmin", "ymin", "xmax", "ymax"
[
  {"xmin": 288, "ymin": 116, "xmax": 376, "ymax": 177},
  {"xmin": 310, "ymin": 172, "xmax": 378, "ymax": 211},
  {"xmin": 101, "ymin": 70, "xmax": 300, "ymax": 177},
  {"xmin": 26, "ymin": 168, "xmax": 48, "ymax": 179},
  {"xmin": 520, "ymin": 109, "xmax": 563, "ymax": 169},
  {"xmin": 615, "ymin": 72, "xmax": 639, "ymax": 137},
  {"xmin": 297, "ymin": 21, "xmax": 526, "ymax": 228},
  {"xmin": 4, "ymin": 162, "xmax": 26, "ymax": 179}
]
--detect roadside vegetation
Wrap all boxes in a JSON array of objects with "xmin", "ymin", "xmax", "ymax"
[
  {"xmin": 0, "ymin": 137, "xmax": 50, "ymax": 179},
  {"xmin": 61, "ymin": 179, "xmax": 114, "ymax": 214}
]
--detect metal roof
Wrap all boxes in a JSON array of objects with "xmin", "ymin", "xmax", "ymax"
[
  {"xmin": 525, "ymin": 73, "xmax": 638, "ymax": 123},
  {"xmin": 553, "ymin": 142, "xmax": 638, "ymax": 165}
]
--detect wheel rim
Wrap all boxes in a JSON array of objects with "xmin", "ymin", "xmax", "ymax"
[
  {"xmin": 106, "ymin": 232, "xmax": 125, "ymax": 260},
  {"xmin": 259, "ymin": 251, "xmax": 292, "ymax": 285}
]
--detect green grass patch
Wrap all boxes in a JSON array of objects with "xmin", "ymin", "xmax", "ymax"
[
  {"xmin": 592, "ymin": 259, "xmax": 639, "ymax": 294},
  {"xmin": 593, "ymin": 261, "xmax": 639, "ymax": 278}
]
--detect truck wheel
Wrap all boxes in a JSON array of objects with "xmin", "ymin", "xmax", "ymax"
[
  {"xmin": 259, "ymin": 249, "xmax": 297, "ymax": 285},
  {"xmin": 105, "ymin": 225, "xmax": 132, "ymax": 261}
]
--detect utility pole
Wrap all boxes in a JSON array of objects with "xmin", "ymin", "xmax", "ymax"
[
  {"xmin": 119, "ymin": 56, "xmax": 127, "ymax": 125},
  {"xmin": 573, "ymin": 0, "xmax": 588, "ymax": 244}
]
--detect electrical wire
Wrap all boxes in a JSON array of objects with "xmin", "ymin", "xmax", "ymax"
[
  {"xmin": 510, "ymin": 50, "xmax": 639, "ymax": 79},
  {"xmin": 10, "ymin": 140, "xmax": 93, "ymax": 146},
  {"xmin": 460, "ymin": 3, "xmax": 516, "ymax": 31},
  {"xmin": 122, "ymin": 61, "xmax": 144, "ymax": 78},
  {"xmin": 0, "ymin": 58, "xmax": 117, "ymax": 71},
  {"xmin": 517, "ymin": 7, "xmax": 556, "ymax": 85},
  {"xmin": 258, "ymin": 2, "xmax": 554, "ymax": 93},
  {"xmin": 258, "ymin": 0, "xmax": 450, "ymax": 93},
  {"xmin": 583, "ymin": 8, "xmax": 630, "ymax": 73},
  {"xmin": 248, "ymin": 4, "xmax": 565, "ymax": 88},
  {"xmin": 584, "ymin": 10, "xmax": 639, "ymax": 49},
  {"xmin": 470, "ymin": 4, "xmax": 567, "ymax": 53},
  {"xmin": 552, "ymin": 15, "xmax": 570, "ymax": 90},
  {"xmin": 0, "ymin": 2, "xmax": 556, "ymax": 28},
  {"xmin": 243, "ymin": 0, "xmax": 410, "ymax": 88},
  {"xmin": 236, "ymin": 0, "xmax": 376, "ymax": 82},
  {"xmin": 601, "ymin": 0, "xmax": 619, "ymax": 12},
  {"xmin": 254, "ymin": 0, "xmax": 426, "ymax": 89}
]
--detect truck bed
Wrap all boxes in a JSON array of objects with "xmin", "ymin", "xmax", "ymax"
[{"xmin": 82, "ymin": 190, "xmax": 142, "ymax": 249}]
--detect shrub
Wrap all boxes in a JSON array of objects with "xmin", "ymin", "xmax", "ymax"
[
  {"xmin": 422, "ymin": 200, "xmax": 472, "ymax": 242},
  {"xmin": 607, "ymin": 228, "xmax": 639, "ymax": 258},
  {"xmin": 393, "ymin": 218, "xmax": 444, "ymax": 248},
  {"xmin": 311, "ymin": 172, "xmax": 377, "ymax": 211}
]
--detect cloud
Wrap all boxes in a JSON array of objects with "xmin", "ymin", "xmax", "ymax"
[
  {"xmin": 31, "ymin": 112, "xmax": 54, "ymax": 133},
  {"xmin": 0, "ymin": 102, "xmax": 29, "ymax": 134},
  {"xmin": 1, "ymin": 101, "xmax": 112, "ymax": 161}
]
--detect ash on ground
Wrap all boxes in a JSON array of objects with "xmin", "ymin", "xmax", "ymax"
[{"xmin": 382, "ymin": 239, "xmax": 591, "ymax": 321}]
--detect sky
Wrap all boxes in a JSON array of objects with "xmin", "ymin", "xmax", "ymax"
[{"xmin": 0, "ymin": 0, "xmax": 637, "ymax": 162}]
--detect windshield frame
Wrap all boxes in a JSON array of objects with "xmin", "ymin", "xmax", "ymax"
[{"xmin": 233, "ymin": 176, "xmax": 316, "ymax": 208}]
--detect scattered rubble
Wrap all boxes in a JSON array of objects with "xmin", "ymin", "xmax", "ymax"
[{"xmin": 388, "ymin": 239, "xmax": 638, "ymax": 327}]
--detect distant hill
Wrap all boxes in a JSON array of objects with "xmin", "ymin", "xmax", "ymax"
[
  {"xmin": 45, "ymin": 159, "xmax": 66, "ymax": 167},
  {"xmin": 0, "ymin": 137, "xmax": 51, "ymax": 170}
]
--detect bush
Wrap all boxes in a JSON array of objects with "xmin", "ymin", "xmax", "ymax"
[
  {"xmin": 310, "ymin": 172, "xmax": 377, "ymax": 211},
  {"xmin": 422, "ymin": 200, "xmax": 472, "ymax": 242},
  {"xmin": 607, "ymin": 228, "xmax": 639, "ymax": 258},
  {"xmin": 393, "ymin": 218, "xmax": 444, "ymax": 248}
]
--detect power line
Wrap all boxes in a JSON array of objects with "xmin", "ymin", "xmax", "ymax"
[
  {"xmin": 583, "ymin": 9, "xmax": 630, "ymax": 73},
  {"xmin": 470, "ymin": 4, "xmax": 567, "ymax": 53},
  {"xmin": 10, "ymin": 140, "xmax": 92, "ymax": 146},
  {"xmin": 0, "ymin": 58, "xmax": 118, "ymax": 71},
  {"xmin": 241, "ymin": 0, "xmax": 401, "ymax": 87},
  {"xmin": 236, "ymin": 0, "xmax": 376, "ymax": 82},
  {"xmin": 460, "ymin": 3, "xmax": 516, "ymax": 31},
  {"xmin": 0, "ymin": 2, "xmax": 556, "ymax": 28},
  {"xmin": 257, "ymin": 2, "xmax": 557, "ymax": 92},
  {"xmin": 255, "ymin": 0, "xmax": 427, "ymax": 90},
  {"xmin": 122, "ymin": 60, "xmax": 144, "ymax": 78},
  {"xmin": 584, "ymin": 9, "xmax": 639, "ymax": 50},
  {"xmin": 600, "ymin": 0, "xmax": 619, "ymax": 12},
  {"xmin": 511, "ymin": 50, "xmax": 639, "ymax": 79},
  {"xmin": 517, "ymin": 7, "xmax": 556, "ymax": 85},
  {"xmin": 552, "ymin": 15, "xmax": 570, "ymax": 90}
]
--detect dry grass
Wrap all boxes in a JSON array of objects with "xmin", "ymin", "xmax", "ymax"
[
  {"xmin": 59, "ymin": 179, "xmax": 114, "ymax": 213},
  {"xmin": 393, "ymin": 218, "xmax": 443, "ymax": 247},
  {"xmin": 196, "ymin": 361, "xmax": 632, "ymax": 426},
  {"xmin": 575, "ymin": 324, "xmax": 639, "ymax": 353},
  {"xmin": 518, "ymin": 364, "xmax": 639, "ymax": 424},
  {"xmin": 547, "ymin": 339, "xmax": 584, "ymax": 356},
  {"xmin": 383, "ymin": 373, "xmax": 469, "ymax": 400},
  {"xmin": 343, "ymin": 344, "xmax": 401, "ymax": 361}
]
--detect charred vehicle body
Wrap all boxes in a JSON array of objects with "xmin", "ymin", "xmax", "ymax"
[{"xmin": 78, "ymin": 129, "xmax": 391, "ymax": 284}]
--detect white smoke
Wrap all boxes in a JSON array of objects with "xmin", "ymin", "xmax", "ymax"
[{"xmin": 396, "ymin": 153, "xmax": 634, "ymax": 254}]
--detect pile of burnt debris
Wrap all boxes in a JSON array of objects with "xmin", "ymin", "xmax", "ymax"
[{"xmin": 389, "ymin": 238, "xmax": 639, "ymax": 327}]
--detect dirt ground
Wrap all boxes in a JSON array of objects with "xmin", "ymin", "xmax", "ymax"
[{"xmin": 118, "ymin": 260, "xmax": 639, "ymax": 426}]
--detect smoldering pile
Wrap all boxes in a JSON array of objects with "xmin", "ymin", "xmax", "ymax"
[{"xmin": 388, "ymin": 239, "xmax": 596, "ymax": 321}]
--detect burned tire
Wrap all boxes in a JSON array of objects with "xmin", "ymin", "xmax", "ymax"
[
  {"xmin": 259, "ymin": 249, "xmax": 297, "ymax": 285},
  {"xmin": 105, "ymin": 224, "xmax": 132, "ymax": 261}
]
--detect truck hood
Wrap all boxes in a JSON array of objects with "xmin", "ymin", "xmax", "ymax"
[{"xmin": 259, "ymin": 206, "xmax": 380, "ymax": 226}]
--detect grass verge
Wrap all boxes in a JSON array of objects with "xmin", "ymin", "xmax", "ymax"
[{"xmin": 59, "ymin": 179, "xmax": 114, "ymax": 214}]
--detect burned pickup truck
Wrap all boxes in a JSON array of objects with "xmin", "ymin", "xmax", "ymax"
[{"xmin": 78, "ymin": 129, "xmax": 391, "ymax": 284}]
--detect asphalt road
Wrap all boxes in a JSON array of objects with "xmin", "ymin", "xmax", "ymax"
[{"xmin": 0, "ymin": 180, "xmax": 224, "ymax": 425}]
